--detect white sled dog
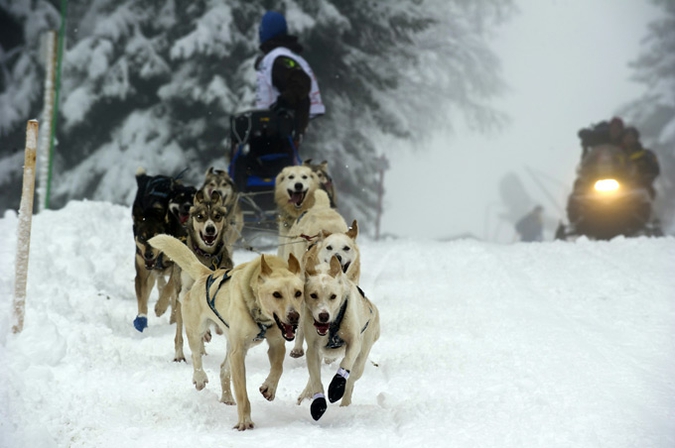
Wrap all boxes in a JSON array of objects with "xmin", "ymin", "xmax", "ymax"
[
  {"xmin": 149, "ymin": 234, "xmax": 304, "ymax": 431},
  {"xmin": 296, "ymin": 254, "xmax": 380, "ymax": 421},
  {"xmin": 290, "ymin": 220, "xmax": 361, "ymax": 358},
  {"xmin": 274, "ymin": 165, "xmax": 320, "ymax": 239}
]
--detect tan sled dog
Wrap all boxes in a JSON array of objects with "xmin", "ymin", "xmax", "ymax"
[
  {"xmin": 275, "ymin": 165, "xmax": 319, "ymax": 239},
  {"xmin": 297, "ymin": 255, "xmax": 380, "ymax": 421},
  {"xmin": 290, "ymin": 220, "xmax": 361, "ymax": 358},
  {"xmin": 149, "ymin": 234, "xmax": 304, "ymax": 431}
]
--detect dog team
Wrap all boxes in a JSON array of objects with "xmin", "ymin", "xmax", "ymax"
[{"xmin": 131, "ymin": 161, "xmax": 380, "ymax": 430}]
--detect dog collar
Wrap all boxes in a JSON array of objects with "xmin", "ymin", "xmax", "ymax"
[{"xmin": 192, "ymin": 240, "xmax": 226, "ymax": 269}]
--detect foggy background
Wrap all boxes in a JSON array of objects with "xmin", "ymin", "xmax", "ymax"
[{"xmin": 383, "ymin": 0, "xmax": 663, "ymax": 242}]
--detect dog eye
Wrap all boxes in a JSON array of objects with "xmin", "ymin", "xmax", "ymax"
[
  {"xmin": 294, "ymin": 290, "xmax": 302, "ymax": 298},
  {"xmin": 329, "ymin": 294, "xmax": 337, "ymax": 300},
  {"xmin": 213, "ymin": 214, "xmax": 222, "ymax": 221},
  {"xmin": 326, "ymin": 245, "xmax": 333, "ymax": 251},
  {"xmin": 310, "ymin": 293, "xmax": 318, "ymax": 299},
  {"xmin": 288, "ymin": 175, "xmax": 295, "ymax": 180},
  {"xmin": 302, "ymin": 175, "xmax": 308, "ymax": 179},
  {"xmin": 196, "ymin": 214, "xmax": 204, "ymax": 220},
  {"xmin": 343, "ymin": 246, "xmax": 350, "ymax": 252},
  {"xmin": 273, "ymin": 292, "xmax": 282, "ymax": 299}
]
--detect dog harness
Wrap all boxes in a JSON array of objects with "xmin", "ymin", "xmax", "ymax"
[
  {"xmin": 325, "ymin": 287, "xmax": 373, "ymax": 349},
  {"xmin": 205, "ymin": 271, "xmax": 269, "ymax": 342},
  {"xmin": 192, "ymin": 240, "xmax": 227, "ymax": 270}
]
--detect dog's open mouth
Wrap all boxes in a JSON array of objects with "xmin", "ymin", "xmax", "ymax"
[
  {"xmin": 313, "ymin": 320, "xmax": 331, "ymax": 336},
  {"xmin": 287, "ymin": 189, "xmax": 307, "ymax": 208},
  {"xmin": 341, "ymin": 261, "xmax": 351, "ymax": 274},
  {"xmin": 200, "ymin": 231, "xmax": 217, "ymax": 246},
  {"xmin": 144, "ymin": 258, "xmax": 157, "ymax": 270},
  {"xmin": 274, "ymin": 314, "xmax": 297, "ymax": 341},
  {"xmin": 179, "ymin": 213, "xmax": 189, "ymax": 225}
]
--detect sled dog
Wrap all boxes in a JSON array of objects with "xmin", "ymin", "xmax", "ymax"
[
  {"xmin": 303, "ymin": 159, "xmax": 337, "ymax": 208},
  {"xmin": 290, "ymin": 220, "xmax": 361, "ymax": 358},
  {"xmin": 274, "ymin": 165, "xmax": 319, "ymax": 239},
  {"xmin": 132, "ymin": 169, "xmax": 181, "ymax": 337},
  {"xmin": 200, "ymin": 167, "xmax": 243, "ymax": 252},
  {"xmin": 296, "ymin": 255, "xmax": 380, "ymax": 421},
  {"xmin": 149, "ymin": 234, "xmax": 304, "ymax": 431}
]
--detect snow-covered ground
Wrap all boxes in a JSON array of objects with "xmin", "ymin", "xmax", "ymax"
[{"xmin": 1, "ymin": 200, "xmax": 674, "ymax": 448}]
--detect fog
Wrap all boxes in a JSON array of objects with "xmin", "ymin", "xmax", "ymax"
[{"xmin": 382, "ymin": 0, "xmax": 663, "ymax": 242}]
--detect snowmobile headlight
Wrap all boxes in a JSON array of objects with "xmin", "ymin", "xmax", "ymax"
[{"xmin": 594, "ymin": 179, "xmax": 620, "ymax": 192}]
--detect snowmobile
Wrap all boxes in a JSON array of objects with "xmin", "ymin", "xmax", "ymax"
[
  {"xmin": 555, "ymin": 144, "xmax": 662, "ymax": 240},
  {"xmin": 227, "ymin": 108, "xmax": 301, "ymax": 238}
]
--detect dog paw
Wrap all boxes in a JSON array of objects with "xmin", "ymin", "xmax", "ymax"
[
  {"xmin": 203, "ymin": 330, "xmax": 212, "ymax": 343},
  {"xmin": 220, "ymin": 392, "xmax": 235, "ymax": 406},
  {"xmin": 193, "ymin": 370, "xmax": 208, "ymax": 391},
  {"xmin": 154, "ymin": 300, "xmax": 168, "ymax": 318},
  {"xmin": 310, "ymin": 393, "xmax": 328, "ymax": 421},
  {"xmin": 259, "ymin": 382, "xmax": 277, "ymax": 401},
  {"xmin": 133, "ymin": 315, "xmax": 148, "ymax": 332},
  {"xmin": 233, "ymin": 418, "xmax": 254, "ymax": 431},
  {"xmin": 289, "ymin": 348, "xmax": 304, "ymax": 358},
  {"xmin": 328, "ymin": 368, "xmax": 349, "ymax": 403},
  {"xmin": 173, "ymin": 355, "xmax": 186, "ymax": 363}
]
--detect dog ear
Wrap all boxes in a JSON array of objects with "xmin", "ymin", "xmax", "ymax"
[
  {"xmin": 260, "ymin": 255, "xmax": 272, "ymax": 277},
  {"xmin": 195, "ymin": 189, "xmax": 205, "ymax": 203},
  {"xmin": 210, "ymin": 190, "xmax": 222, "ymax": 204},
  {"xmin": 320, "ymin": 161, "xmax": 328, "ymax": 170},
  {"xmin": 346, "ymin": 220, "xmax": 358, "ymax": 240},
  {"xmin": 205, "ymin": 166, "xmax": 214, "ymax": 176},
  {"xmin": 303, "ymin": 158, "xmax": 312, "ymax": 166},
  {"xmin": 305, "ymin": 253, "xmax": 318, "ymax": 276},
  {"xmin": 287, "ymin": 253, "xmax": 302, "ymax": 275},
  {"xmin": 329, "ymin": 256, "xmax": 342, "ymax": 278}
]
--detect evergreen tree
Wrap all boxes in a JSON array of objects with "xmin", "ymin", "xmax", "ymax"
[
  {"xmin": 0, "ymin": 0, "xmax": 59, "ymax": 211},
  {"xmin": 3, "ymin": 0, "xmax": 513, "ymax": 235},
  {"xmin": 622, "ymin": 0, "xmax": 675, "ymax": 231}
]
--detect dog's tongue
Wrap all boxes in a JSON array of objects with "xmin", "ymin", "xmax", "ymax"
[
  {"xmin": 289, "ymin": 192, "xmax": 304, "ymax": 206},
  {"xmin": 201, "ymin": 233, "xmax": 216, "ymax": 246},
  {"xmin": 314, "ymin": 321, "xmax": 330, "ymax": 336},
  {"xmin": 281, "ymin": 323, "xmax": 296, "ymax": 341},
  {"xmin": 179, "ymin": 214, "xmax": 189, "ymax": 225}
]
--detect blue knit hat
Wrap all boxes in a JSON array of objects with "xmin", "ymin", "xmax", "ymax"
[{"xmin": 259, "ymin": 11, "xmax": 287, "ymax": 44}]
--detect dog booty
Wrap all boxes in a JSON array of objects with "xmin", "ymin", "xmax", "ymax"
[
  {"xmin": 328, "ymin": 367, "xmax": 349, "ymax": 403},
  {"xmin": 311, "ymin": 393, "xmax": 327, "ymax": 421},
  {"xmin": 133, "ymin": 315, "xmax": 148, "ymax": 332}
]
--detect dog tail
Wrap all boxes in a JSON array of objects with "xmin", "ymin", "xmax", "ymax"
[
  {"xmin": 313, "ymin": 189, "xmax": 331, "ymax": 209},
  {"xmin": 148, "ymin": 234, "xmax": 210, "ymax": 281}
]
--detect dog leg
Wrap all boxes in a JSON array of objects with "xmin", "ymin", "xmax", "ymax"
[
  {"xmin": 289, "ymin": 326, "xmax": 305, "ymax": 358},
  {"xmin": 158, "ymin": 265, "xmax": 180, "ymax": 318},
  {"xmin": 229, "ymin": 344, "xmax": 254, "ymax": 430},
  {"xmin": 183, "ymin": 295, "xmax": 208, "ymax": 389},
  {"xmin": 297, "ymin": 338, "xmax": 328, "ymax": 420},
  {"xmin": 259, "ymin": 333, "xmax": 285, "ymax": 401},
  {"xmin": 134, "ymin": 262, "xmax": 154, "ymax": 332},
  {"xmin": 328, "ymin": 340, "xmax": 362, "ymax": 403},
  {"xmin": 173, "ymin": 302, "xmax": 185, "ymax": 362},
  {"xmin": 340, "ymin": 345, "xmax": 371, "ymax": 407},
  {"xmin": 219, "ymin": 350, "xmax": 235, "ymax": 405}
]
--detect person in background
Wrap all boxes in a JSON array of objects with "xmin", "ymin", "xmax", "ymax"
[
  {"xmin": 621, "ymin": 126, "xmax": 660, "ymax": 198},
  {"xmin": 577, "ymin": 116, "xmax": 625, "ymax": 158},
  {"xmin": 515, "ymin": 205, "xmax": 544, "ymax": 242},
  {"xmin": 255, "ymin": 10, "xmax": 325, "ymax": 144}
]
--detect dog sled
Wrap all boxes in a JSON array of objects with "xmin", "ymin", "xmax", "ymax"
[
  {"xmin": 555, "ymin": 144, "xmax": 662, "ymax": 240},
  {"xmin": 228, "ymin": 109, "xmax": 300, "ymax": 233}
]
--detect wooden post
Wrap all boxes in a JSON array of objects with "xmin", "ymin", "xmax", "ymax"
[
  {"xmin": 37, "ymin": 30, "xmax": 57, "ymax": 213},
  {"xmin": 12, "ymin": 120, "xmax": 39, "ymax": 334}
]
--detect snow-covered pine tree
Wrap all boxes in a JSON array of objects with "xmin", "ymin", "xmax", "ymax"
[
  {"xmin": 0, "ymin": 0, "xmax": 59, "ymax": 212},
  {"xmin": 4, "ymin": 0, "xmax": 513, "ymax": 235},
  {"xmin": 623, "ymin": 0, "xmax": 675, "ymax": 232}
]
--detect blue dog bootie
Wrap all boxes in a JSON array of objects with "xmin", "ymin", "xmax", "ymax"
[{"xmin": 133, "ymin": 314, "xmax": 148, "ymax": 332}]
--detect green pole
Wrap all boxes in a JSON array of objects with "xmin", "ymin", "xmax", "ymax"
[{"xmin": 44, "ymin": 0, "xmax": 68, "ymax": 210}]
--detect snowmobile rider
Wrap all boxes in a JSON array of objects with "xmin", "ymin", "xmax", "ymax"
[
  {"xmin": 621, "ymin": 126, "xmax": 660, "ymax": 198},
  {"xmin": 577, "ymin": 116, "xmax": 625, "ymax": 158},
  {"xmin": 255, "ymin": 10, "xmax": 325, "ymax": 147}
]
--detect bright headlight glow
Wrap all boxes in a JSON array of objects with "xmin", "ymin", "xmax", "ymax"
[{"xmin": 594, "ymin": 179, "xmax": 620, "ymax": 192}]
